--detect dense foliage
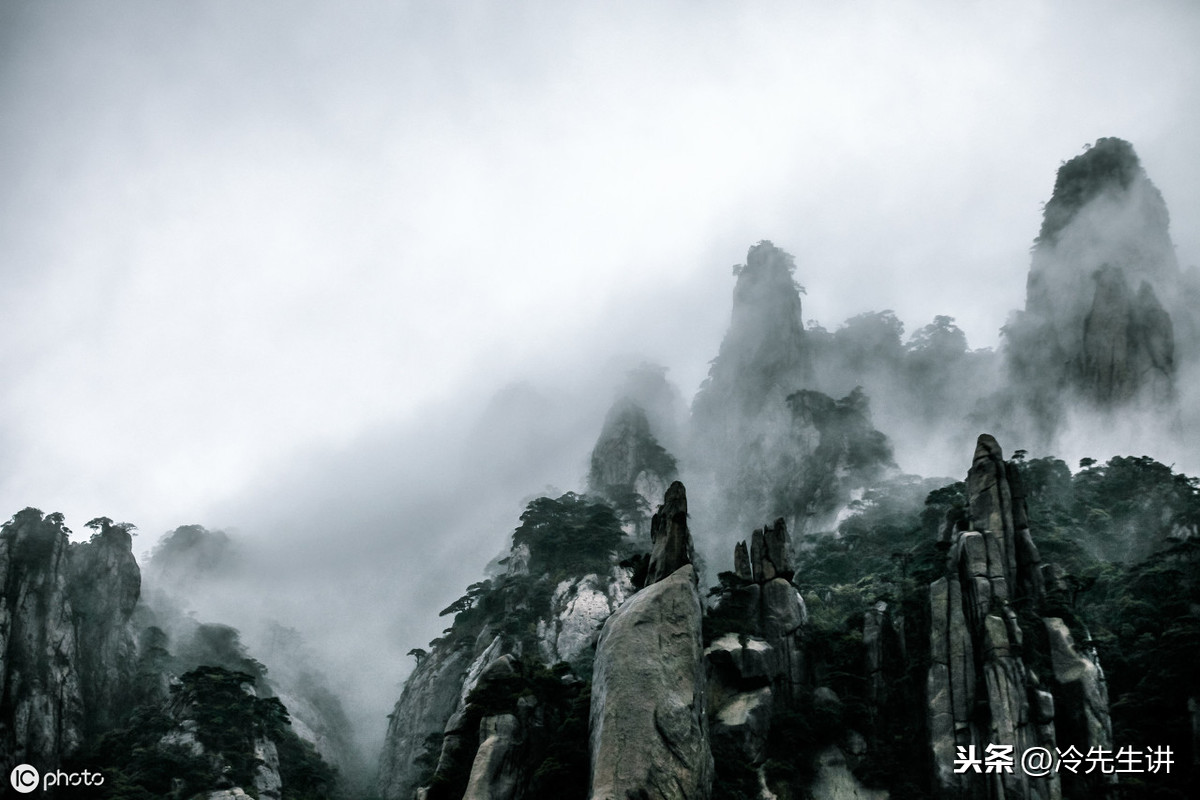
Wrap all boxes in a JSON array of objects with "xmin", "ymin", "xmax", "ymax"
[
  {"xmin": 75, "ymin": 666, "xmax": 337, "ymax": 800},
  {"xmin": 1018, "ymin": 454, "xmax": 1200, "ymax": 798},
  {"xmin": 512, "ymin": 492, "xmax": 626, "ymax": 576},
  {"xmin": 413, "ymin": 492, "xmax": 637, "ymax": 799},
  {"xmin": 769, "ymin": 454, "xmax": 1200, "ymax": 798},
  {"xmin": 430, "ymin": 492, "xmax": 631, "ymax": 657}
]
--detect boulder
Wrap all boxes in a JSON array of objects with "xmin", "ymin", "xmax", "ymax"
[
  {"xmin": 589, "ymin": 565, "xmax": 713, "ymax": 800},
  {"xmin": 710, "ymin": 687, "xmax": 773, "ymax": 765}
]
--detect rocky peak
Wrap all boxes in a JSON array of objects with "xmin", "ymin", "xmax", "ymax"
[
  {"xmin": 647, "ymin": 481, "xmax": 692, "ymax": 584},
  {"xmin": 693, "ymin": 241, "xmax": 809, "ymax": 424},
  {"xmin": 1006, "ymin": 138, "xmax": 1185, "ymax": 432},
  {"xmin": 0, "ymin": 510, "xmax": 140, "ymax": 759},
  {"xmin": 588, "ymin": 398, "xmax": 678, "ymax": 538},
  {"xmin": 1035, "ymin": 137, "xmax": 1170, "ymax": 250},
  {"xmin": 749, "ymin": 518, "xmax": 791, "ymax": 584},
  {"xmin": 711, "ymin": 518, "xmax": 806, "ymax": 703}
]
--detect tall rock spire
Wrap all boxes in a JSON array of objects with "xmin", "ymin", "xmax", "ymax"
[
  {"xmin": 1005, "ymin": 138, "xmax": 1184, "ymax": 438},
  {"xmin": 927, "ymin": 435, "xmax": 1113, "ymax": 799},
  {"xmin": 692, "ymin": 241, "xmax": 809, "ymax": 427}
]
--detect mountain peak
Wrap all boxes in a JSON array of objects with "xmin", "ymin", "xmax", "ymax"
[{"xmin": 1036, "ymin": 137, "xmax": 1161, "ymax": 246}]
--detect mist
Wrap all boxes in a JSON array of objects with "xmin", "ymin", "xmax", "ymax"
[{"xmin": 3, "ymin": 0, "xmax": 1200, "ymax": 780}]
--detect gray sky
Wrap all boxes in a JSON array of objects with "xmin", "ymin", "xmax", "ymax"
[{"xmin": 3, "ymin": 0, "xmax": 1199, "ymax": 755}]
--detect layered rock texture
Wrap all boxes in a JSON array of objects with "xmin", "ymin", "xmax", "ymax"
[
  {"xmin": 67, "ymin": 518, "xmax": 142, "ymax": 735},
  {"xmin": 1004, "ymin": 138, "xmax": 1192, "ymax": 438},
  {"xmin": 927, "ymin": 435, "xmax": 1113, "ymax": 799},
  {"xmin": 709, "ymin": 519, "xmax": 806, "ymax": 703}
]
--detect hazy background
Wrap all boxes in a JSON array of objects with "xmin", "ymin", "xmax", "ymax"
[{"xmin": 3, "ymin": 0, "xmax": 1199, "ymax": 760}]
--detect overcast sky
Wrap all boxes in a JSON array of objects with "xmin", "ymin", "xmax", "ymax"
[{"xmin": 3, "ymin": 0, "xmax": 1199, "ymax": 753}]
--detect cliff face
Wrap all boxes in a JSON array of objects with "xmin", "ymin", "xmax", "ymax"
[
  {"xmin": 1005, "ymin": 138, "xmax": 1186, "ymax": 438},
  {"xmin": 377, "ymin": 491, "xmax": 635, "ymax": 800},
  {"xmin": 927, "ymin": 435, "xmax": 1113, "ymax": 800},
  {"xmin": 66, "ymin": 519, "xmax": 142, "ymax": 735},
  {"xmin": 375, "ymin": 422, "xmax": 1200, "ymax": 798},
  {"xmin": 0, "ymin": 509, "xmax": 87, "ymax": 769},
  {"xmin": 0, "ymin": 512, "xmax": 342, "ymax": 798},
  {"xmin": 0, "ymin": 510, "xmax": 141, "ymax": 770}
]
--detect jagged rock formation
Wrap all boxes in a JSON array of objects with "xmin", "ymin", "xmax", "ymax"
[
  {"xmin": 691, "ymin": 241, "xmax": 899, "ymax": 536},
  {"xmin": 0, "ymin": 510, "xmax": 141, "ymax": 770},
  {"xmin": 588, "ymin": 398, "xmax": 678, "ymax": 539},
  {"xmin": 704, "ymin": 515, "xmax": 911, "ymax": 800},
  {"xmin": 380, "ymin": 490, "xmax": 635, "ymax": 800},
  {"xmin": 1004, "ymin": 138, "xmax": 1188, "ymax": 439},
  {"xmin": 647, "ymin": 481, "xmax": 692, "ymax": 583},
  {"xmin": 927, "ymin": 435, "xmax": 1113, "ymax": 799},
  {"xmin": 706, "ymin": 518, "xmax": 806, "ymax": 763},
  {"xmin": 590, "ymin": 482, "xmax": 712, "ymax": 800},
  {"xmin": 771, "ymin": 388, "xmax": 895, "ymax": 534}
]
